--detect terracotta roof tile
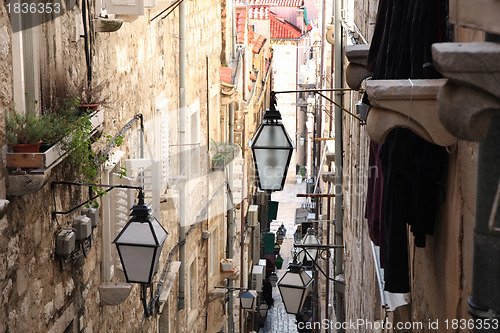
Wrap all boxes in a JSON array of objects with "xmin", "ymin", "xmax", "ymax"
[
  {"xmin": 236, "ymin": 8, "xmax": 247, "ymax": 44},
  {"xmin": 273, "ymin": 0, "xmax": 303, "ymax": 6},
  {"xmin": 251, "ymin": 32, "xmax": 267, "ymax": 54},
  {"xmin": 269, "ymin": 12, "xmax": 311, "ymax": 39},
  {"xmin": 221, "ymin": 66, "xmax": 233, "ymax": 84},
  {"xmin": 242, "ymin": 0, "xmax": 303, "ymax": 6}
]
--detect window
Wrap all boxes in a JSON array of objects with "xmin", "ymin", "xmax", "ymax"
[
  {"xmin": 210, "ymin": 228, "xmax": 218, "ymax": 276},
  {"xmin": 188, "ymin": 259, "xmax": 198, "ymax": 311},
  {"xmin": 187, "ymin": 101, "xmax": 201, "ymax": 179},
  {"xmin": 11, "ymin": 12, "xmax": 42, "ymax": 113}
]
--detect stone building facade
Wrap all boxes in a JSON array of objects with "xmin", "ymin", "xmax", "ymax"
[{"xmin": 0, "ymin": 0, "xmax": 271, "ymax": 332}]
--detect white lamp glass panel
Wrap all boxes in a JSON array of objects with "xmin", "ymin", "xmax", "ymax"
[
  {"xmin": 259, "ymin": 303, "xmax": 269, "ymax": 318},
  {"xmin": 254, "ymin": 149, "xmax": 290, "ymax": 190},
  {"xmin": 240, "ymin": 297, "xmax": 254, "ymax": 310},
  {"xmin": 278, "ymin": 286, "xmax": 306, "ymax": 314},
  {"xmin": 152, "ymin": 244, "xmax": 164, "ymax": 276},
  {"xmin": 151, "ymin": 218, "xmax": 168, "ymax": 244},
  {"xmin": 279, "ymin": 270, "xmax": 312, "ymax": 286},
  {"xmin": 302, "ymin": 233, "xmax": 320, "ymax": 261},
  {"xmin": 253, "ymin": 125, "xmax": 292, "ymax": 148},
  {"xmin": 115, "ymin": 222, "xmax": 156, "ymax": 245},
  {"xmin": 118, "ymin": 245, "xmax": 155, "ymax": 282}
]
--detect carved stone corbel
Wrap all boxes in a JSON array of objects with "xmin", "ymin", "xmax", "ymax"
[
  {"xmin": 432, "ymin": 42, "xmax": 500, "ymax": 141},
  {"xmin": 365, "ymin": 79, "xmax": 455, "ymax": 147},
  {"xmin": 345, "ymin": 44, "xmax": 372, "ymax": 90}
]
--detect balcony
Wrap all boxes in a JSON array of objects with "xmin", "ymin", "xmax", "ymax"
[{"xmin": 365, "ymin": 79, "xmax": 455, "ymax": 147}]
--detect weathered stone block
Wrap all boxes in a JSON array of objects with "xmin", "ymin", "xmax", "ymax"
[
  {"xmin": 7, "ymin": 173, "xmax": 51, "ymax": 197},
  {"xmin": 433, "ymin": 42, "xmax": 500, "ymax": 141},
  {"xmin": 99, "ymin": 282, "xmax": 132, "ymax": 306}
]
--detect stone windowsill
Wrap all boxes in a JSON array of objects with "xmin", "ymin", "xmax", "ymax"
[{"xmin": 365, "ymin": 79, "xmax": 455, "ymax": 147}]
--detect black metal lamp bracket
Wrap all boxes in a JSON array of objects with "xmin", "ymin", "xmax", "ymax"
[{"xmin": 51, "ymin": 181, "xmax": 143, "ymax": 220}]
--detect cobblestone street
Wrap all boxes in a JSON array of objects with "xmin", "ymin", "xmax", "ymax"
[{"xmin": 259, "ymin": 181, "xmax": 305, "ymax": 333}]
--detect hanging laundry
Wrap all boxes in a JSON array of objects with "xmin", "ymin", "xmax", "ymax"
[{"xmin": 365, "ymin": 0, "xmax": 449, "ymax": 293}]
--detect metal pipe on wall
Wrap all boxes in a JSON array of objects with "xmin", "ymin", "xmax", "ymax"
[
  {"xmin": 334, "ymin": 0, "xmax": 345, "ymax": 330},
  {"xmin": 468, "ymin": 32, "xmax": 500, "ymax": 333},
  {"xmin": 178, "ymin": 0, "xmax": 187, "ymax": 313},
  {"xmin": 470, "ymin": 115, "xmax": 500, "ymax": 332},
  {"xmin": 227, "ymin": 101, "xmax": 235, "ymax": 333}
]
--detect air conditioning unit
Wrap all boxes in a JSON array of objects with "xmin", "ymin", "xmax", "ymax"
[
  {"xmin": 258, "ymin": 259, "xmax": 267, "ymax": 272},
  {"xmin": 221, "ymin": 259, "xmax": 235, "ymax": 273},
  {"xmin": 251, "ymin": 265, "xmax": 264, "ymax": 291},
  {"xmin": 247, "ymin": 205, "xmax": 259, "ymax": 227}
]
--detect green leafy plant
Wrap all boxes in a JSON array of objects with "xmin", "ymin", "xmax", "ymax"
[
  {"xmin": 59, "ymin": 113, "xmax": 125, "ymax": 207},
  {"xmin": 5, "ymin": 110, "xmax": 47, "ymax": 145},
  {"xmin": 210, "ymin": 139, "xmax": 237, "ymax": 168}
]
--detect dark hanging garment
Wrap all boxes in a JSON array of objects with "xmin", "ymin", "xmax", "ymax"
[
  {"xmin": 366, "ymin": 0, "xmax": 450, "ymax": 293},
  {"xmin": 379, "ymin": 129, "xmax": 415, "ymax": 293},
  {"xmin": 367, "ymin": 0, "xmax": 388, "ymax": 73}
]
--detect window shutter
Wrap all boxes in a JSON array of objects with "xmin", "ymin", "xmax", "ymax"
[
  {"xmin": 104, "ymin": 0, "xmax": 145, "ymax": 16},
  {"xmin": 111, "ymin": 174, "xmax": 134, "ymax": 272},
  {"xmin": 125, "ymin": 159, "xmax": 161, "ymax": 221},
  {"xmin": 160, "ymin": 112, "xmax": 170, "ymax": 191}
]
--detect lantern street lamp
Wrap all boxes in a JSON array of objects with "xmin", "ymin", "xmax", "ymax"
[
  {"xmin": 276, "ymin": 232, "xmax": 284, "ymax": 245},
  {"xmin": 298, "ymin": 228, "xmax": 320, "ymax": 264},
  {"xmin": 276, "ymin": 223, "xmax": 287, "ymax": 245},
  {"xmin": 259, "ymin": 302, "xmax": 269, "ymax": 319},
  {"xmin": 239, "ymin": 290, "xmax": 258, "ymax": 311},
  {"xmin": 273, "ymin": 242, "xmax": 281, "ymax": 255},
  {"xmin": 250, "ymin": 92, "xmax": 294, "ymax": 192},
  {"xmin": 294, "ymin": 228, "xmax": 302, "ymax": 244},
  {"xmin": 113, "ymin": 190, "xmax": 169, "ymax": 284},
  {"xmin": 277, "ymin": 261, "xmax": 313, "ymax": 314},
  {"xmin": 275, "ymin": 255, "xmax": 284, "ymax": 270}
]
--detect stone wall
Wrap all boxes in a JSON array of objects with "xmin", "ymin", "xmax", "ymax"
[
  {"xmin": 0, "ymin": 0, "xmax": 230, "ymax": 331},
  {"xmin": 339, "ymin": 3, "xmax": 480, "ymax": 333}
]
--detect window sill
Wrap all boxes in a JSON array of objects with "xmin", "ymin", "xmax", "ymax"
[{"xmin": 6, "ymin": 110, "xmax": 104, "ymax": 196}]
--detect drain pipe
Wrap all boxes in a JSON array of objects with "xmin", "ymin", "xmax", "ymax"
[
  {"xmin": 178, "ymin": 0, "xmax": 187, "ymax": 313},
  {"xmin": 227, "ymin": 102, "xmax": 235, "ymax": 333},
  {"xmin": 334, "ymin": 0, "xmax": 345, "ymax": 329},
  {"xmin": 469, "ymin": 116, "xmax": 500, "ymax": 329},
  {"xmin": 468, "ymin": 33, "xmax": 500, "ymax": 332},
  {"xmin": 227, "ymin": 3, "xmax": 237, "ymax": 331}
]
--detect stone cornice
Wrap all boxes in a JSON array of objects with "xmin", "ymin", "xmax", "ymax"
[
  {"xmin": 345, "ymin": 44, "xmax": 372, "ymax": 90},
  {"xmin": 432, "ymin": 42, "xmax": 500, "ymax": 141},
  {"xmin": 365, "ymin": 79, "xmax": 455, "ymax": 146}
]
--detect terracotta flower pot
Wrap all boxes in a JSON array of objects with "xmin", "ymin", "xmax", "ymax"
[
  {"xmin": 11, "ymin": 140, "xmax": 42, "ymax": 153},
  {"xmin": 78, "ymin": 104, "xmax": 100, "ymax": 112}
]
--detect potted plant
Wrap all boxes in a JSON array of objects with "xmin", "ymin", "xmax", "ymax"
[
  {"xmin": 210, "ymin": 139, "xmax": 236, "ymax": 170},
  {"xmin": 5, "ymin": 109, "xmax": 51, "ymax": 153},
  {"xmin": 72, "ymin": 77, "xmax": 113, "ymax": 113}
]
